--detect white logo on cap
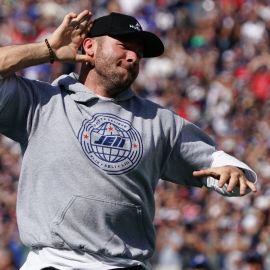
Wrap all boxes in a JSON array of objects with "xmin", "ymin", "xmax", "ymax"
[{"xmin": 129, "ymin": 22, "xmax": 142, "ymax": 31}]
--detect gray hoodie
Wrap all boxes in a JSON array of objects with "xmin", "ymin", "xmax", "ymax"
[{"xmin": 0, "ymin": 73, "xmax": 252, "ymax": 266}]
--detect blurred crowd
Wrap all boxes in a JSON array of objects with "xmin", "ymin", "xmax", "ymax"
[{"xmin": 1, "ymin": 0, "xmax": 270, "ymax": 269}]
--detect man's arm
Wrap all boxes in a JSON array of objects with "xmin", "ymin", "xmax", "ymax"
[
  {"xmin": 0, "ymin": 10, "xmax": 93, "ymax": 78},
  {"xmin": 0, "ymin": 43, "xmax": 52, "ymax": 78}
]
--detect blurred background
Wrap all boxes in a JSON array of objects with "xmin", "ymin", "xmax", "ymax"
[{"xmin": 0, "ymin": 0, "xmax": 270, "ymax": 269}]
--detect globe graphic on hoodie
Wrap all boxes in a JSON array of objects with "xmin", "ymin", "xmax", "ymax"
[
  {"xmin": 78, "ymin": 114, "xmax": 143, "ymax": 175},
  {"xmin": 91, "ymin": 122, "xmax": 131, "ymax": 163}
]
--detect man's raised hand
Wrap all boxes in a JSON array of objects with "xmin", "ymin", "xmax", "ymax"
[{"xmin": 48, "ymin": 10, "xmax": 93, "ymax": 63}]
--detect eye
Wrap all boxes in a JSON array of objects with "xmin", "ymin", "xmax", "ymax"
[
  {"xmin": 117, "ymin": 42, "xmax": 143, "ymax": 58},
  {"xmin": 117, "ymin": 43, "xmax": 125, "ymax": 49}
]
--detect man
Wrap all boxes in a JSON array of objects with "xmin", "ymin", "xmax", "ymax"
[
  {"xmin": 0, "ymin": 10, "xmax": 257, "ymax": 270},
  {"xmin": 244, "ymin": 252, "xmax": 264, "ymax": 270},
  {"xmin": 190, "ymin": 254, "xmax": 210, "ymax": 270}
]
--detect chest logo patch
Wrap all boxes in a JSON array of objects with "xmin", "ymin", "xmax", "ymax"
[{"xmin": 78, "ymin": 113, "xmax": 143, "ymax": 174}]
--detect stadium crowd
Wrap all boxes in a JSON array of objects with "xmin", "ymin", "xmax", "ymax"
[{"xmin": 0, "ymin": 0, "xmax": 270, "ymax": 269}]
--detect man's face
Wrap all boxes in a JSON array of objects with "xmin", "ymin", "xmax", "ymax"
[{"xmin": 94, "ymin": 35, "xmax": 142, "ymax": 95}]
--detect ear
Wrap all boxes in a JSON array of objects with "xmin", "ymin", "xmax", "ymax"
[{"xmin": 82, "ymin": 38, "xmax": 96, "ymax": 58}]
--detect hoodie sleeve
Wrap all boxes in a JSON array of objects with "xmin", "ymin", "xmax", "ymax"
[
  {"xmin": 0, "ymin": 75, "xmax": 41, "ymax": 144},
  {"xmin": 161, "ymin": 118, "xmax": 216, "ymax": 187}
]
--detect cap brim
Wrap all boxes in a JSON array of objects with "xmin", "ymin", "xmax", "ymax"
[{"xmin": 112, "ymin": 31, "xmax": 164, "ymax": 58}]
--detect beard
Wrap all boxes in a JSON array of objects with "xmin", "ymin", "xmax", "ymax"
[{"xmin": 94, "ymin": 43, "xmax": 139, "ymax": 96}]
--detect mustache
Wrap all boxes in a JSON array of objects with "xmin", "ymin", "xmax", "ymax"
[{"xmin": 118, "ymin": 60, "xmax": 139, "ymax": 71}]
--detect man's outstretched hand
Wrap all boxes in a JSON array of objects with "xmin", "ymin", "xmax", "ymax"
[
  {"xmin": 193, "ymin": 165, "xmax": 257, "ymax": 195},
  {"xmin": 48, "ymin": 10, "xmax": 94, "ymax": 63}
]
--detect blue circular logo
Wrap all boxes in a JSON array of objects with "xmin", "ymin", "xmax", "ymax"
[{"xmin": 78, "ymin": 114, "xmax": 143, "ymax": 174}]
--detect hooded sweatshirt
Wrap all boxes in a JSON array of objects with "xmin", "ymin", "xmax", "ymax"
[{"xmin": 0, "ymin": 73, "xmax": 256, "ymax": 267}]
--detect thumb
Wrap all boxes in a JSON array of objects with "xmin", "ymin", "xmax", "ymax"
[
  {"xmin": 193, "ymin": 168, "xmax": 219, "ymax": 178},
  {"xmin": 75, "ymin": 54, "xmax": 94, "ymax": 65}
]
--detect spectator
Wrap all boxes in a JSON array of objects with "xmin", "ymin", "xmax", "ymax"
[
  {"xmin": 244, "ymin": 251, "xmax": 264, "ymax": 270},
  {"xmin": 190, "ymin": 253, "xmax": 210, "ymax": 270}
]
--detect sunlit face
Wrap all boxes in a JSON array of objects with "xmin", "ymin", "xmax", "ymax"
[{"xmin": 94, "ymin": 35, "xmax": 143, "ymax": 95}]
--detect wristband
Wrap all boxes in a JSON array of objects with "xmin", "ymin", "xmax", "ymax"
[{"xmin": 45, "ymin": 39, "xmax": 55, "ymax": 64}]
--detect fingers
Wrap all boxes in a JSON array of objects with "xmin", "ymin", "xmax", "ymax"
[
  {"xmin": 236, "ymin": 175, "xmax": 246, "ymax": 195},
  {"xmin": 63, "ymin": 12, "xmax": 78, "ymax": 26},
  {"xmin": 234, "ymin": 175, "xmax": 257, "ymax": 195},
  {"xmin": 193, "ymin": 166, "xmax": 257, "ymax": 195},
  {"xmin": 76, "ymin": 10, "xmax": 92, "ymax": 23},
  {"xmin": 82, "ymin": 20, "xmax": 93, "ymax": 39},
  {"xmin": 246, "ymin": 178, "xmax": 257, "ymax": 193},
  {"xmin": 218, "ymin": 172, "xmax": 230, "ymax": 188},
  {"xmin": 76, "ymin": 19, "xmax": 93, "ymax": 39},
  {"xmin": 223, "ymin": 170, "xmax": 254, "ymax": 195},
  {"xmin": 69, "ymin": 10, "xmax": 92, "ymax": 29},
  {"xmin": 226, "ymin": 173, "xmax": 239, "ymax": 192},
  {"xmin": 65, "ymin": 10, "xmax": 90, "ymax": 22},
  {"xmin": 68, "ymin": 11, "xmax": 92, "ymax": 43}
]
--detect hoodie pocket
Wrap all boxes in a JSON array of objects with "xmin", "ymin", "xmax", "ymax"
[{"xmin": 50, "ymin": 195, "xmax": 150, "ymax": 259}]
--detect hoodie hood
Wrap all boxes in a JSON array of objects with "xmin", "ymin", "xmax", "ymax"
[{"xmin": 51, "ymin": 73, "xmax": 135, "ymax": 103}]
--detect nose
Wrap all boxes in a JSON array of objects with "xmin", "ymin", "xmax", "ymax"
[{"xmin": 126, "ymin": 50, "xmax": 141, "ymax": 64}]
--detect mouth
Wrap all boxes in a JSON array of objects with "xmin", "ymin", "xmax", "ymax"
[
  {"xmin": 122, "ymin": 64, "xmax": 139, "ymax": 76},
  {"xmin": 118, "ymin": 60, "xmax": 138, "ymax": 71}
]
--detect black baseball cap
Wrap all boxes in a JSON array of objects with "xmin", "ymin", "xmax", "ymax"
[{"xmin": 87, "ymin": 12, "xmax": 164, "ymax": 58}]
